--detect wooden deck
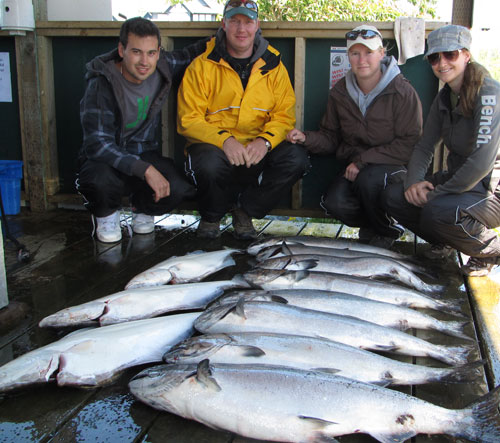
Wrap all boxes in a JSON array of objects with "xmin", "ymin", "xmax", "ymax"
[{"xmin": 0, "ymin": 207, "xmax": 499, "ymax": 443}]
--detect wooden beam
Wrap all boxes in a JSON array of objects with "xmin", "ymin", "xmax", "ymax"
[
  {"xmin": 452, "ymin": 0, "xmax": 473, "ymax": 28},
  {"xmin": 15, "ymin": 33, "xmax": 50, "ymax": 211}
]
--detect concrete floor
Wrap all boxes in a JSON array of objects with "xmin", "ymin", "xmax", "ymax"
[{"xmin": 0, "ymin": 207, "xmax": 497, "ymax": 442}]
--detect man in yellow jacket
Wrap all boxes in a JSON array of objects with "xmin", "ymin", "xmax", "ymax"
[{"xmin": 177, "ymin": 0, "xmax": 310, "ymax": 239}]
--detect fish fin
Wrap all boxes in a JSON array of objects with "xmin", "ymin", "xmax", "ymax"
[
  {"xmin": 293, "ymin": 259, "xmax": 319, "ymax": 270},
  {"xmin": 432, "ymin": 360, "xmax": 485, "ymax": 384},
  {"xmin": 312, "ymin": 367, "xmax": 341, "ymax": 375},
  {"xmin": 298, "ymin": 416, "xmax": 338, "ymax": 426},
  {"xmin": 434, "ymin": 344, "xmax": 473, "ymax": 366},
  {"xmin": 438, "ymin": 320, "xmax": 474, "ymax": 341},
  {"xmin": 234, "ymin": 299, "xmax": 247, "ymax": 319},
  {"xmin": 195, "ymin": 359, "xmax": 221, "ymax": 392},
  {"xmin": 270, "ymin": 295, "xmax": 288, "ymax": 304},
  {"xmin": 239, "ymin": 345, "xmax": 266, "ymax": 357},
  {"xmin": 369, "ymin": 430, "xmax": 417, "ymax": 443},
  {"xmin": 361, "ymin": 344, "xmax": 399, "ymax": 353},
  {"xmin": 460, "ymin": 385, "xmax": 500, "ymax": 442},
  {"xmin": 281, "ymin": 241, "xmax": 293, "ymax": 256},
  {"xmin": 284, "ymin": 269, "xmax": 310, "ymax": 281}
]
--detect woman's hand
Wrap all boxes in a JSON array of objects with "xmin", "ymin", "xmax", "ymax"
[{"xmin": 404, "ymin": 181, "xmax": 434, "ymax": 207}]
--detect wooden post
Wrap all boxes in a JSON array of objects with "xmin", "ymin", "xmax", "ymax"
[
  {"xmin": 291, "ymin": 37, "xmax": 306, "ymax": 210},
  {"xmin": 16, "ymin": 33, "xmax": 50, "ymax": 211},
  {"xmin": 0, "ymin": 223, "xmax": 7, "ymax": 309},
  {"xmin": 452, "ymin": 0, "xmax": 473, "ymax": 27}
]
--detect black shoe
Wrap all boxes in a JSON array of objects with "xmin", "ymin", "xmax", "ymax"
[
  {"xmin": 461, "ymin": 257, "xmax": 499, "ymax": 277},
  {"xmin": 368, "ymin": 235, "xmax": 396, "ymax": 250},
  {"xmin": 197, "ymin": 219, "xmax": 220, "ymax": 239},
  {"xmin": 358, "ymin": 227, "xmax": 375, "ymax": 244},
  {"xmin": 231, "ymin": 208, "xmax": 257, "ymax": 240},
  {"xmin": 423, "ymin": 244, "xmax": 455, "ymax": 260}
]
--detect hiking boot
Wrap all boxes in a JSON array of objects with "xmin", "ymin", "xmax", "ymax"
[
  {"xmin": 369, "ymin": 235, "xmax": 396, "ymax": 250},
  {"xmin": 197, "ymin": 219, "xmax": 220, "ymax": 239},
  {"xmin": 461, "ymin": 257, "xmax": 499, "ymax": 277},
  {"xmin": 132, "ymin": 213, "xmax": 155, "ymax": 234},
  {"xmin": 95, "ymin": 211, "xmax": 122, "ymax": 243},
  {"xmin": 232, "ymin": 207, "xmax": 257, "ymax": 240},
  {"xmin": 423, "ymin": 244, "xmax": 455, "ymax": 260},
  {"xmin": 358, "ymin": 227, "xmax": 375, "ymax": 244}
]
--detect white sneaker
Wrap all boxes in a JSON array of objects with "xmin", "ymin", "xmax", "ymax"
[
  {"xmin": 95, "ymin": 211, "xmax": 122, "ymax": 243},
  {"xmin": 132, "ymin": 213, "xmax": 155, "ymax": 234}
]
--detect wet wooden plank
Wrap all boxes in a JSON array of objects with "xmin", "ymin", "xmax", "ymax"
[{"xmin": 466, "ymin": 266, "xmax": 500, "ymax": 386}]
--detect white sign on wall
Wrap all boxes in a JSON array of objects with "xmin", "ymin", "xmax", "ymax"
[
  {"xmin": 330, "ymin": 47, "xmax": 350, "ymax": 89},
  {"xmin": 0, "ymin": 52, "xmax": 13, "ymax": 103}
]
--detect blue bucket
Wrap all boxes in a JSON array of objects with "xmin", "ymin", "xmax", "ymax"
[{"xmin": 0, "ymin": 160, "xmax": 23, "ymax": 215}]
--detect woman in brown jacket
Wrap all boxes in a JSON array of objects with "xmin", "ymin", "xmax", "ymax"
[{"xmin": 287, "ymin": 25, "xmax": 423, "ymax": 249}]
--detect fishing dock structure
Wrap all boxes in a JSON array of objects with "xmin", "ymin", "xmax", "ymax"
[{"xmin": 0, "ymin": 208, "xmax": 499, "ymax": 442}]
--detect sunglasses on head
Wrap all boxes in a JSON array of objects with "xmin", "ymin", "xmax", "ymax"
[
  {"xmin": 224, "ymin": 0, "xmax": 258, "ymax": 14},
  {"xmin": 427, "ymin": 49, "xmax": 461, "ymax": 66},
  {"xmin": 345, "ymin": 29, "xmax": 382, "ymax": 40}
]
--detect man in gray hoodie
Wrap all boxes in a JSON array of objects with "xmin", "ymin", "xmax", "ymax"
[{"xmin": 287, "ymin": 25, "xmax": 423, "ymax": 248}]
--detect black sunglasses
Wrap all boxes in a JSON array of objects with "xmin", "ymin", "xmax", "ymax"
[
  {"xmin": 224, "ymin": 0, "xmax": 258, "ymax": 14},
  {"xmin": 427, "ymin": 50, "xmax": 461, "ymax": 66},
  {"xmin": 345, "ymin": 29, "xmax": 382, "ymax": 40}
]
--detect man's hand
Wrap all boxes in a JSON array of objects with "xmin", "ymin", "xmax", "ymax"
[
  {"xmin": 286, "ymin": 128, "xmax": 306, "ymax": 144},
  {"xmin": 144, "ymin": 165, "xmax": 170, "ymax": 203},
  {"xmin": 245, "ymin": 138, "xmax": 268, "ymax": 167},
  {"xmin": 404, "ymin": 181, "xmax": 434, "ymax": 207},
  {"xmin": 344, "ymin": 162, "xmax": 360, "ymax": 182},
  {"xmin": 223, "ymin": 137, "xmax": 249, "ymax": 166}
]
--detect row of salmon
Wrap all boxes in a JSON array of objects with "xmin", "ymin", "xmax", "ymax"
[{"xmin": 1, "ymin": 236, "xmax": 499, "ymax": 441}]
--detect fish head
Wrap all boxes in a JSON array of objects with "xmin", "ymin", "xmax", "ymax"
[
  {"xmin": 246, "ymin": 237, "xmax": 286, "ymax": 255},
  {"xmin": 255, "ymin": 246, "xmax": 284, "ymax": 262},
  {"xmin": 194, "ymin": 302, "xmax": 247, "ymax": 333},
  {"xmin": 129, "ymin": 360, "xmax": 220, "ymax": 414},
  {"xmin": 243, "ymin": 268, "xmax": 307, "ymax": 288},
  {"xmin": 0, "ymin": 350, "xmax": 60, "ymax": 393},
  {"xmin": 125, "ymin": 269, "xmax": 173, "ymax": 290},
  {"xmin": 163, "ymin": 334, "xmax": 231, "ymax": 363}
]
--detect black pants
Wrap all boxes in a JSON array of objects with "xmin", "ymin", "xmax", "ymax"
[
  {"xmin": 320, "ymin": 164, "xmax": 406, "ymax": 238},
  {"xmin": 77, "ymin": 151, "xmax": 196, "ymax": 217},
  {"xmin": 185, "ymin": 142, "xmax": 310, "ymax": 222},
  {"xmin": 382, "ymin": 177, "xmax": 500, "ymax": 259}
]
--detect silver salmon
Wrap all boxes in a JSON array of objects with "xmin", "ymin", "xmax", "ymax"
[
  {"xmin": 0, "ymin": 313, "xmax": 199, "ymax": 392},
  {"xmin": 39, "ymin": 280, "xmax": 243, "ymax": 328},
  {"xmin": 255, "ymin": 242, "xmax": 429, "ymax": 275},
  {"xmin": 194, "ymin": 301, "xmax": 473, "ymax": 365},
  {"xmin": 239, "ymin": 269, "xmax": 463, "ymax": 315},
  {"xmin": 129, "ymin": 360, "xmax": 500, "ymax": 442},
  {"xmin": 247, "ymin": 236, "xmax": 416, "ymax": 261},
  {"xmin": 212, "ymin": 290, "xmax": 471, "ymax": 340},
  {"xmin": 125, "ymin": 248, "xmax": 241, "ymax": 289},
  {"xmin": 163, "ymin": 332, "xmax": 482, "ymax": 386},
  {"xmin": 255, "ymin": 254, "xmax": 443, "ymax": 293}
]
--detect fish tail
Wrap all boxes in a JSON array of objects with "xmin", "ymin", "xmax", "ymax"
[
  {"xmin": 437, "ymin": 320, "xmax": 473, "ymax": 340},
  {"xmin": 434, "ymin": 344, "xmax": 473, "ymax": 366},
  {"xmin": 429, "ymin": 360, "xmax": 484, "ymax": 383},
  {"xmin": 420, "ymin": 282, "xmax": 446, "ymax": 293},
  {"xmin": 455, "ymin": 385, "xmax": 500, "ymax": 442},
  {"xmin": 436, "ymin": 298, "xmax": 465, "ymax": 316}
]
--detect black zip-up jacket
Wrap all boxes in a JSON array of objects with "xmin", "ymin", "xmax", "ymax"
[{"xmin": 79, "ymin": 39, "xmax": 207, "ymax": 178}]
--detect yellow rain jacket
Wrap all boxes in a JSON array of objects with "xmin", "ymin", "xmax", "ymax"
[{"xmin": 177, "ymin": 36, "xmax": 295, "ymax": 150}]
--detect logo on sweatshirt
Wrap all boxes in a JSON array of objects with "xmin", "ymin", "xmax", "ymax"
[{"xmin": 126, "ymin": 96, "xmax": 150, "ymax": 129}]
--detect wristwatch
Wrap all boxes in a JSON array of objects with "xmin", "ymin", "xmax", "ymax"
[{"xmin": 261, "ymin": 138, "xmax": 272, "ymax": 151}]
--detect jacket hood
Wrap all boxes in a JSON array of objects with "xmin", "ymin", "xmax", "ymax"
[
  {"xmin": 84, "ymin": 47, "xmax": 171, "ymax": 83},
  {"xmin": 346, "ymin": 55, "xmax": 401, "ymax": 116}
]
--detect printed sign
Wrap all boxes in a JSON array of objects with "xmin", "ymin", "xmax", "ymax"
[
  {"xmin": 330, "ymin": 47, "xmax": 350, "ymax": 89},
  {"xmin": 0, "ymin": 52, "xmax": 13, "ymax": 103}
]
